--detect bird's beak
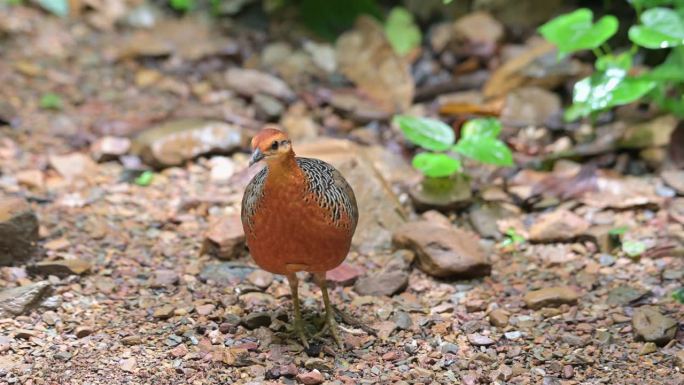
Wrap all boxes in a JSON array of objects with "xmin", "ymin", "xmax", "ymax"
[{"xmin": 248, "ymin": 148, "xmax": 265, "ymax": 167}]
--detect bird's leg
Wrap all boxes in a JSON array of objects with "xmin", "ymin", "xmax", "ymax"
[
  {"xmin": 286, "ymin": 273, "xmax": 308, "ymax": 348},
  {"xmin": 313, "ymin": 272, "xmax": 343, "ymax": 347}
]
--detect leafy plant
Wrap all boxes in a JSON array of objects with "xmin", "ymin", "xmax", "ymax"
[
  {"xmin": 539, "ymin": 2, "xmax": 684, "ymax": 121},
  {"xmin": 169, "ymin": 0, "xmax": 194, "ymax": 12},
  {"xmin": 384, "ymin": 7, "xmax": 421, "ymax": 55},
  {"xmin": 501, "ymin": 228, "xmax": 526, "ymax": 248},
  {"xmin": 394, "ymin": 116, "xmax": 513, "ymax": 178},
  {"xmin": 622, "ymin": 240, "xmax": 646, "ymax": 257},
  {"xmin": 39, "ymin": 93, "xmax": 63, "ymax": 110},
  {"xmin": 134, "ymin": 171, "xmax": 154, "ymax": 186},
  {"xmin": 673, "ymin": 287, "xmax": 684, "ymax": 304}
]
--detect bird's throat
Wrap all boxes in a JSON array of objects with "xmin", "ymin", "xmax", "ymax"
[{"xmin": 264, "ymin": 151, "xmax": 302, "ymax": 184}]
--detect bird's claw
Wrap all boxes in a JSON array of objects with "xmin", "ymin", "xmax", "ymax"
[{"xmin": 314, "ymin": 314, "xmax": 343, "ymax": 348}]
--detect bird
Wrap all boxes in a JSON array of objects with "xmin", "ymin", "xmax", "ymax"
[{"xmin": 240, "ymin": 126, "xmax": 358, "ymax": 347}]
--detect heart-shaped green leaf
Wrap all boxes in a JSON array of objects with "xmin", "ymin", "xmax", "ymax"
[
  {"xmin": 453, "ymin": 136, "xmax": 513, "ymax": 166},
  {"xmin": 394, "ymin": 115, "xmax": 455, "ymax": 151},
  {"xmin": 539, "ymin": 8, "xmax": 618, "ymax": 55},
  {"xmin": 412, "ymin": 153, "xmax": 462, "ymax": 177},
  {"xmin": 629, "ymin": 7, "xmax": 684, "ymax": 48},
  {"xmin": 385, "ymin": 7, "xmax": 422, "ymax": 55},
  {"xmin": 640, "ymin": 46, "xmax": 684, "ymax": 81}
]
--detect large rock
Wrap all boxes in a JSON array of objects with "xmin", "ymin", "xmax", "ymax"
[
  {"xmin": 392, "ymin": 215, "xmax": 490, "ymax": 278},
  {"xmin": 632, "ymin": 306, "xmax": 678, "ymax": 346},
  {"xmin": 0, "ymin": 281, "xmax": 51, "ymax": 318},
  {"xmin": 0, "ymin": 197, "xmax": 39, "ymax": 266},
  {"xmin": 202, "ymin": 214, "xmax": 245, "ymax": 260},
  {"xmin": 132, "ymin": 119, "xmax": 246, "ymax": 168},
  {"xmin": 354, "ymin": 270, "xmax": 409, "ymax": 297},
  {"xmin": 296, "ymin": 138, "xmax": 407, "ymax": 253}
]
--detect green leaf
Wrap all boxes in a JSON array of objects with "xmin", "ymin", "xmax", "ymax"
[
  {"xmin": 622, "ymin": 240, "xmax": 646, "ymax": 257},
  {"xmin": 461, "ymin": 117, "xmax": 502, "ymax": 138},
  {"xmin": 628, "ymin": 0, "xmax": 673, "ymax": 7},
  {"xmin": 538, "ymin": 8, "xmax": 618, "ymax": 55},
  {"xmin": 641, "ymin": 46, "xmax": 684, "ymax": 81},
  {"xmin": 134, "ymin": 171, "xmax": 154, "ymax": 186},
  {"xmin": 169, "ymin": 0, "xmax": 194, "ymax": 11},
  {"xmin": 37, "ymin": 0, "xmax": 69, "ymax": 16},
  {"xmin": 629, "ymin": 7, "xmax": 684, "ymax": 48},
  {"xmin": 393, "ymin": 115, "xmax": 455, "ymax": 151},
  {"xmin": 39, "ymin": 93, "xmax": 63, "ymax": 110},
  {"xmin": 385, "ymin": 7, "xmax": 421, "ymax": 55},
  {"xmin": 565, "ymin": 69, "xmax": 656, "ymax": 120},
  {"xmin": 454, "ymin": 136, "xmax": 514, "ymax": 166},
  {"xmin": 412, "ymin": 153, "xmax": 462, "ymax": 177},
  {"xmin": 609, "ymin": 226, "xmax": 629, "ymax": 235},
  {"xmin": 595, "ymin": 52, "xmax": 633, "ymax": 71},
  {"xmin": 672, "ymin": 287, "xmax": 684, "ymax": 304}
]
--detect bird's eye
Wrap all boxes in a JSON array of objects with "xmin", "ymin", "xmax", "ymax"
[{"xmin": 271, "ymin": 141, "xmax": 279, "ymax": 150}]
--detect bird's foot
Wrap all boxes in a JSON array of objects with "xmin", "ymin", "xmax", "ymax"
[
  {"xmin": 286, "ymin": 319, "xmax": 309, "ymax": 349},
  {"xmin": 314, "ymin": 313, "xmax": 343, "ymax": 348}
]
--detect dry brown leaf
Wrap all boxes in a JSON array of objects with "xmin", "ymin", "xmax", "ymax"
[{"xmin": 336, "ymin": 16, "xmax": 414, "ymax": 114}]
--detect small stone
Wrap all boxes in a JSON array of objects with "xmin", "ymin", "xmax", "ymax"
[
  {"xmin": 528, "ymin": 210, "xmax": 589, "ymax": 242},
  {"xmin": 15, "ymin": 329, "xmax": 38, "ymax": 339},
  {"xmin": 246, "ymin": 270, "xmax": 274, "ymax": 290},
  {"xmin": 253, "ymin": 93, "xmax": 285, "ymax": 119},
  {"xmin": 28, "ymin": 259, "xmax": 91, "ymax": 277},
  {"xmin": 595, "ymin": 330, "xmax": 612, "ymax": 345},
  {"xmin": 296, "ymin": 369, "xmax": 325, "ymax": 385},
  {"xmin": 0, "ymin": 197, "xmax": 39, "ymax": 266},
  {"xmin": 202, "ymin": 215, "xmax": 246, "ymax": 260},
  {"xmin": 209, "ymin": 156, "xmax": 235, "ymax": 183},
  {"xmin": 42, "ymin": 311, "xmax": 59, "ymax": 326},
  {"xmin": 196, "ymin": 304, "xmax": 215, "ymax": 316},
  {"xmin": 153, "ymin": 304, "xmax": 175, "ymax": 319},
  {"xmin": 607, "ymin": 285, "xmax": 649, "ymax": 306},
  {"xmin": 639, "ymin": 342, "xmax": 657, "ymax": 355},
  {"xmin": 675, "ymin": 350, "xmax": 684, "ymax": 369},
  {"xmin": 75, "ymin": 326, "xmax": 93, "ymax": 338},
  {"xmin": 0, "ymin": 281, "xmax": 51, "ymax": 318},
  {"xmin": 170, "ymin": 344, "xmax": 188, "ymax": 358},
  {"xmin": 562, "ymin": 365, "xmax": 574, "ymax": 379},
  {"xmin": 149, "ymin": 269, "xmax": 179, "ymax": 288},
  {"xmin": 598, "ymin": 253, "xmax": 616, "ymax": 266},
  {"xmin": 524, "ymin": 287, "xmax": 579, "ymax": 309},
  {"xmin": 240, "ymin": 292, "xmax": 275, "ymax": 308},
  {"xmin": 662, "ymin": 170, "xmax": 684, "ymax": 194},
  {"xmin": 122, "ymin": 335, "xmax": 142, "ymax": 346},
  {"xmin": 465, "ymin": 299, "xmax": 486, "ymax": 312},
  {"xmin": 242, "ymin": 311, "xmax": 271, "ymax": 330},
  {"xmin": 304, "ymin": 358, "xmax": 334, "ymax": 372},
  {"xmin": 632, "ymin": 306, "xmax": 677, "ymax": 346},
  {"xmin": 488, "ymin": 309, "xmax": 509, "ymax": 327},
  {"xmin": 504, "ymin": 331, "xmax": 522, "ymax": 340},
  {"xmin": 392, "ymin": 311, "xmax": 412, "ymax": 330},
  {"xmin": 468, "ymin": 333, "xmax": 495, "ymax": 346},
  {"xmin": 561, "ymin": 333, "xmax": 588, "ymax": 347},
  {"xmin": 15, "ymin": 169, "xmax": 45, "ymax": 190},
  {"xmin": 440, "ymin": 342, "xmax": 459, "ymax": 354},
  {"xmin": 225, "ymin": 68, "xmax": 295, "ymax": 100},
  {"xmin": 120, "ymin": 357, "xmax": 136, "ymax": 372},
  {"xmin": 392, "ymin": 215, "xmax": 490, "ymax": 278},
  {"xmin": 54, "ymin": 351, "xmax": 72, "ymax": 361},
  {"xmin": 90, "ymin": 136, "xmax": 131, "ymax": 162},
  {"xmin": 354, "ymin": 271, "xmax": 408, "ymax": 297},
  {"xmin": 325, "ymin": 263, "xmax": 362, "ymax": 287}
]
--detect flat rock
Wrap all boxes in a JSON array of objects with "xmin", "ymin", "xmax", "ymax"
[
  {"xmin": 296, "ymin": 138, "xmax": 407, "ymax": 253},
  {"xmin": 501, "ymin": 86, "xmax": 561, "ymax": 127},
  {"xmin": 225, "ymin": 68, "xmax": 294, "ymax": 100},
  {"xmin": 662, "ymin": 170, "xmax": 684, "ymax": 194},
  {"xmin": 0, "ymin": 281, "xmax": 51, "ymax": 318},
  {"xmin": 202, "ymin": 214, "xmax": 246, "ymax": 260},
  {"xmin": 153, "ymin": 304, "xmax": 175, "ymax": 319},
  {"xmin": 632, "ymin": 306, "xmax": 677, "ymax": 346},
  {"xmin": 607, "ymin": 285, "xmax": 650, "ymax": 306},
  {"xmin": 28, "ymin": 259, "xmax": 91, "ymax": 277},
  {"xmin": 524, "ymin": 286, "xmax": 579, "ymax": 309},
  {"xmin": 242, "ymin": 311, "xmax": 271, "ymax": 330},
  {"xmin": 392, "ymin": 216, "xmax": 490, "ymax": 278},
  {"xmin": 469, "ymin": 202, "xmax": 514, "ymax": 239},
  {"xmin": 199, "ymin": 262, "xmax": 256, "ymax": 285},
  {"xmin": 354, "ymin": 271, "xmax": 408, "ymax": 297},
  {"xmin": 0, "ymin": 197, "xmax": 39, "ymax": 266},
  {"xmin": 132, "ymin": 119, "xmax": 245, "ymax": 168},
  {"xmin": 149, "ymin": 269, "xmax": 180, "ymax": 288},
  {"xmin": 488, "ymin": 309, "xmax": 510, "ymax": 327},
  {"xmin": 528, "ymin": 210, "xmax": 589, "ymax": 242},
  {"xmin": 48, "ymin": 152, "xmax": 98, "ymax": 180},
  {"xmin": 325, "ymin": 263, "xmax": 362, "ymax": 287},
  {"xmin": 468, "ymin": 333, "xmax": 496, "ymax": 346}
]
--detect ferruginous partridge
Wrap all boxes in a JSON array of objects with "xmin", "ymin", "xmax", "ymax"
[{"xmin": 241, "ymin": 127, "xmax": 358, "ymax": 347}]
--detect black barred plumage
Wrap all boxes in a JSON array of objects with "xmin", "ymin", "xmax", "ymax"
[
  {"xmin": 241, "ymin": 166, "xmax": 268, "ymax": 230},
  {"xmin": 297, "ymin": 157, "xmax": 358, "ymax": 230}
]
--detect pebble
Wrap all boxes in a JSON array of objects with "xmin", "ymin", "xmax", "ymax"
[
  {"xmin": 120, "ymin": 357, "xmax": 136, "ymax": 372},
  {"xmin": 598, "ymin": 253, "xmax": 616, "ymax": 266},
  {"xmin": 149, "ymin": 269, "xmax": 179, "ymax": 288},
  {"xmin": 75, "ymin": 326, "xmax": 94, "ymax": 338},
  {"xmin": 354, "ymin": 271, "xmax": 409, "ymax": 297},
  {"xmin": 504, "ymin": 331, "xmax": 522, "ymax": 340},
  {"xmin": 304, "ymin": 358, "xmax": 334, "ymax": 372},
  {"xmin": 488, "ymin": 308, "xmax": 509, "ymax": 327},
  {"xmin": 170, "ymin": 344, "xmax": 188, "ymax": 358},
  {"xmin": 196, "ymin": 304, "xmax": 215, "ymax": 316},
  {"xmin": 121, "ymin": 335, "xmax": 142, "ymax": 346},
  {"xmin": 28, "ymin": 259, "xmax": 92, "ymax": 277},
  {"xmin": 392, "ymin": 311, "xmax": 412, "ymax": 330},
  {"xmin": 632, "ymin": 306, "xmax": 677, "ymax": 346},
  {"xmin": 639, "ymin": 342, "xmax": 657, "ymax": 355},
  {"xmin": 153, "ymin": 304, "xmax": 175, "ymax": 319},
  {"xmin": 296, "ymin": 369, "xmax": 325, "ymax": 385},
  {"xmin": 246, "ymin": 270, "xmax": 274, "ymax": 290},
  {"xmin": 524, "ymin": 286, "xmax": 579, "ymax": 309},
  {"xmin": 528, "ymin": 209, "xmax": 589, "ymax": 241},
  {"xmin": 54, "ymin": 351, "xmax": 72, "ymax": 361},
  {"xmin": 325, "ymin": 263, "xmax": 362, "ymax": 287},
  {"xmin": 467, "ymin": 333, "xmax": 495, "ymax": 346},
  {"xmin": 562, "ymin": 365, "xmax": 574, "ymax": 379}
]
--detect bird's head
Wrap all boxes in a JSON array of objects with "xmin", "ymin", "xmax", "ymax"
[{"xmin": 248, "ymin": 126, "xmax": 293, "ymax": 166}]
